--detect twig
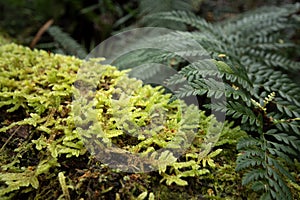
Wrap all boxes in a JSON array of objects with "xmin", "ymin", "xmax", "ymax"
[
  {"xmin": 30, "ymin": 19, "xmax": 54, "ymax": 48},
  {"xmin": 0, "ymin": 125, "xmax": 21, "ymax": 152}
]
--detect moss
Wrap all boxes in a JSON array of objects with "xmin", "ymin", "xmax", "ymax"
[
  {"xmin": 0, "ymin": 34, "xmax": 11, "ymax": 45},
  {"xmin": 0, "ymin": 42, "xmax": 254, "ymax": 199}
]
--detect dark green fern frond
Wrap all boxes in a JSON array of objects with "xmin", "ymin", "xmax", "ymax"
[
  {"xmin": 47, "ymin": 26, "xmax": 87, "ymax": 58},
  {"xmin": 146, "ymin": 10, "xmax": 217, "ymax": 33},
  {"xmin": 220, "ymin": 3, "xmax": 300, "ymax": 36},
  {"xmin": 167, "ymin": 59, "xmax": 253, "ymax": 104},
  {"xmin": 243, "ymin": 50, "xmax": 300, "ymax": 71},
  {"xmin": 247, "ymin": 62, "xmax": 300, "ymax": 124},
  {"xmin": 236, "ymin": 129, "xmax": 298, "ymax": 200},
  {"xmin": 139, "ymin": 0, "xmax": 193, "ymax": 16},
  {"xmin": 139, "ymin": 0, "xmax": 193, "ymax": 30},
  {"xmin": 227, "ymin": 101, "xmax": 259, "ymax": 126},
  {"xmin": 275, "ymin": 121, "xmax": 300, "ymax": 136}
]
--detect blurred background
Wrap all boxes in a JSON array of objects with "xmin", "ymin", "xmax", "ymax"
[{"xmin": 0, "ymin": 0, "xmax": 298, "ymax": 58}]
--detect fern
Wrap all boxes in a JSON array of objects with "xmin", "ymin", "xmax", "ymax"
[
  {"xmin": 236, "ymin": 129, "xmax": 299, "ymax": 200},
  {"xmin": 117, "ymin": 3, "xmax": 300, "ymax": 199},
  {"xmin": 138, "ymin": 0, "xmax": 194, "ymax": 30},
  {"xmin": 46, "ymin": 25, "xmax": 87, "ymax": 58}
]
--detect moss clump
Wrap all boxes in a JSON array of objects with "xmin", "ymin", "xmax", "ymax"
[
  {"xmin": 0, "ymin": 34, "xmax": 10, "ymax": 45},
  {"xmin": 0, "ymin": 42, "xmax": 254, "ymax": 199}
]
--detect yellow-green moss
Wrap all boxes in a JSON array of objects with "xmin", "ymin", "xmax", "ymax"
[
  {"xmin": 0, "ymin": 42, "xmax": 254, "ymax": 199},
  {"xmin": 0, "ymin": 34, "xmax": 11, "ymax": 45}
]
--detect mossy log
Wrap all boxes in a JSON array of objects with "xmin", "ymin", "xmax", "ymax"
[{"xmin": 0, "ymin": 39, "xmax": 254, "ymax": 199}]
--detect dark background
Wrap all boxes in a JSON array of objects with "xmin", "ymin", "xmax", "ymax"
[{"xmin": 0, "ymin": 0, "xmax": 298, "ymax": 52}]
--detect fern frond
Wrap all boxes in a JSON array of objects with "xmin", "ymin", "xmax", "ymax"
[
  {"xmin": 267, "ymin": 132, "xmax": 300, "ymax": 150},
  {"xmin": 47, "ymin": 26, "xmax": 87, "ymax": 58},
  {"xmin": 242, "ymin": 169, "xmax": 266, "ymax": 186},
  {"xmin": 236, "ymin": 157, "xmax": 265, "ymax": 172},
  {"xmin": 128, "ymin": 63, "xmax": 165, "ymax": 81},
  {"xmin": 220, "ymin": 3, "xmax": 300, "ymax": 37},
  {"xmin": 146, "ymin": 10, "xmax": 218, "ymax": 34},
  {"xmin": 139, "ymin": 0, "xmax": 193, "ymax": 16},
  {"xmin": 275, "ymin": 121, "xmax": 300, "ymax": 136},
  {"xmin": 139, "ymin": 0, "xmax": 193, "ymax": 30},
  {"xmin": 236, "ymin": 129, "xmax": 298, "ymax": 200},
  {"xmin": 227, "ymin": 101, "xmax": 259, "ymax": 126},
  {"xmin": 237, "ymin": 136, "xmax": 262, "ymax": 150},
  {"xmin": 266, "ymin": 166, "xmax": 293, "ymax": 200},
  {"xmin": 244, "ymin": 50, "xmax": 300, "ymax": 71}
]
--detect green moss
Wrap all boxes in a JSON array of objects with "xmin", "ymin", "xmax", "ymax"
[
  {"xmin": 0, "ymin": 34, "xmax": 11, "ymax": 45},
  {"xmin": 0, "ymin": 42, "xmax": 254, "ymax": 199}
]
